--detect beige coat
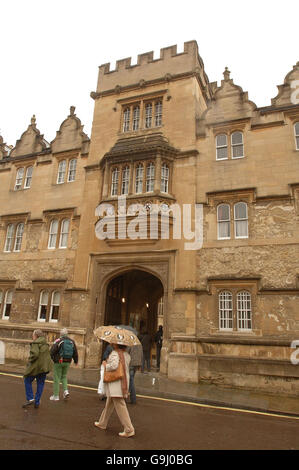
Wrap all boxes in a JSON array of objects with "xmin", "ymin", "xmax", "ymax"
[{"xmin": 104, "ymin": 350, "xmax": 130, "ymax": 398}]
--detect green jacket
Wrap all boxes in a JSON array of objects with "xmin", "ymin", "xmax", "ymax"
[{"xmin": 24, "ymin": 336, "xmax": 53, "ymax": 377}]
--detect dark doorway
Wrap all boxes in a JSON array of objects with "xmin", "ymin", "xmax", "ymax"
[{"xmin": 104, "ymin": 269, "xmax": 164, "ymax": 339}]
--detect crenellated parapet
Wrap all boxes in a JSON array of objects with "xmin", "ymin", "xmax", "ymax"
[{"xmin": 93, "ymin": 40, "xmax": 212, "ymax": 101}]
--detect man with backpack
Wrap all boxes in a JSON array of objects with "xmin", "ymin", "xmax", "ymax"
[{"xmin": 50, "ymin": 328, "xmax": 78, "ymax": 401}]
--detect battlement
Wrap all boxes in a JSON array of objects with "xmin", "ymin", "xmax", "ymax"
[{"xmin": 96, "ymin": 40, "xmax": 206, "ymax": 94}]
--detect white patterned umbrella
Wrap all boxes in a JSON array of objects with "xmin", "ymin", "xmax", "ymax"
[{"xmin": 94, "ymin": 325, "xmax": 141, "ymax": 347}]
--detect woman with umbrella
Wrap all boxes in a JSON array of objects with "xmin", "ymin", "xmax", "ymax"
[{"xmin": 93, "ymin": 326, "xmax": 139, "ymax": 438}]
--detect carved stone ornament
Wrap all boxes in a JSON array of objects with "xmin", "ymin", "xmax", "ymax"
[
  {"xmin": 223, "ymin": 67, "xmax": 231, "ymax": 82},
  {"xmin": 96, "ymin": 260, "xmax": 169, "ymax": 293}
]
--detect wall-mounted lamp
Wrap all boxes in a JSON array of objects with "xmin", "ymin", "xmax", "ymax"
[{"xmin": 121, "ymin": 298, "xmax": 126, "ymax": 303}]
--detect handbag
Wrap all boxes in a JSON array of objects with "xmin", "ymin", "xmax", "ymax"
[
  {"xmin": 97, "ymin": 364, "xmax": 105, "ymax": 395},
  {"xmin": 103, "ymin": 356, "xmax": 124, "ymax": 383}
]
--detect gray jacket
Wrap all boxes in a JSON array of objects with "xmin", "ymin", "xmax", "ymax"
[{"xmin": 128, "ymin": 344, "xmax": 143, "ymax": 367}]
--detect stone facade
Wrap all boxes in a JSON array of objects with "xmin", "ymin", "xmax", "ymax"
[{"xmin": 0, "ymin": 41, "xmax": 299, "ymax": 395}]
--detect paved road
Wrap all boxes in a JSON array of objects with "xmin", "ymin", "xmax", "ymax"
[{"xmin": 1, "ymin": 372, "xmax": 299, "ymax": 451}]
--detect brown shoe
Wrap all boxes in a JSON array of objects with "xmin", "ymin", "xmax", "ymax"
[
  {"xmin": 94, "ymin": 421, "xmax": 106, "ymax": 430},
  {"xmin": 118, "ymin": 430, "xmax": 135, "ymax": 438}
]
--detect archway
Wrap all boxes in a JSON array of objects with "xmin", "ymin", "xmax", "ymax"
[{"xmin": 104, "ymin": 269, "xmax": 164, "ymax": 367}]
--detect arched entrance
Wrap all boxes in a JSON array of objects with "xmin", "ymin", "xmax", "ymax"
[
  {"xmin": 105, "ymin": 269, "xmax": 164, "ymax": 335},
  {"xmin": 104, "ymin": 269, "xmax": 164, "ymax": 367}
]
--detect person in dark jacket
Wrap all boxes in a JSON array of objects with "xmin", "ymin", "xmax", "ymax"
[
  {"xmin": 23, "ymin": 329, "xmax": 52, "ymax": 409},
  {"xmin": 128, "ymin": 344, "xmax": 143, "ymax": 404},
  {"xmin": 154, "ymin": 325, "xmax": 163, "ymax": 370},
  {"xmin": 50, "ymin": 328, "xmax": 78, "ymax": 401},
  {"xmin": 140, "ymin": 331, "xmax": 152, "ymax": 373}
]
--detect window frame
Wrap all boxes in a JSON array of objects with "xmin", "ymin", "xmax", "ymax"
[
  {"xmin": 216, "ymin": 134, "xmax": 228, "ymax": 161},
  {"xmin": 234, "ymin": 202, "xmax": 249, "ymax": 239},
  {"xmin": 48, "ymin": 219, "xmax": 59, "ymax": 249},
  {"xmin": 218, "ymin": 289, "xmax": 253, "ymax": 332},
  {"xmin": 49, "ymin": 290, "xmax": 61, "ymax": 323},
  {"xmin": 37, "ymin": 290, "xmax": 49, "ymax": 322},
  {"xmin": 57, "ymin": 160, "xmax": 67, "ymax": 184},
  {"xmin": 155, "ymin": 101, "xmax": 163, "ymax": 127},
  {"xmin": 145, "ymin": 102, "xmax": 153, "ymax": 129},
  {"xmin": 237, "ymin": 290, "xmax": 252, "ymax": 331},
  {"xmin": 135, "ymin": 163, "xmax": 144, "ymax": 194},
  {"xmin": 123, "ymin": 107, "xmax": 131, "ymax": 132},
  {"xmin": 111, "ymin": 167, "xmax": 120, "ymax": 196},
  {"xmin": 13, "ymin": 223, "xmax": 24, "ymax": 252},
  {"xmin": 4, "ymin": 224, "xmax": 15, "ymax": 252},
  {"xmin": 14, "ymin": 167, "xmax": 25, "ymax": 191},
  {"xmin": 4, "ymin": 222, "xmax": 25, "ymax": 253},
  {"xmin": 121, "ymin": 97, "xmax": 163, "ymax": 134},
  {"xmin": 146, "ymin": 162, "xmax": 155, "ymax": 193},
  {"xmin": 219, "ymin": 290, "xmax": 233, "ymax": 331},
  {"xmin": 67, "ymin": 159, "xmax": 77, "ymax": 183},
  {"xmin": 132, "ymin": 105, "xmax": 140, "ymax": 131},
  {"xmin": 215, "ymin": 131, "xmax": 245, "ymax": 161},
  {"xmin": 48, "ymin": 218, "xmax": 70, "ymax": 250},
  {"xmin": 161, "ymin": 163, "xmax": 169, "ymax": 193},
  {"xmin": 2, "ymin": 289, "xmax": 13, "ymax": 320},
  {"xmin": 231, "ymin": 131, "xmax": 244, "ymax": 159},
  {"xmin": 24, "ymin": 166, "xmax": 33, "ymax": 189},
  {"xmin": 59, "ymin": 219, "xmax": 70, "ymax": 249},
  {"xmin": 121, "ymin": 166, "xmax": 130, "ymax": 195},
  {"xmin": 217, "ymin": 204, "xmax": 231, "ymax": 240}
]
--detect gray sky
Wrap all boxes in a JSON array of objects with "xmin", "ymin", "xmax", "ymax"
[{"xmin": 1, "ymin": 0, "xmax": 298, "ymax": 146}]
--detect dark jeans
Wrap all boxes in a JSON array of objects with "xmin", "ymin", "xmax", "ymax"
[
  {"xmin": 141, "ymin": 350, "xmax": 150, "ymax": 372},
  {"xmin": 129, "ymin": 366, "xmax": 137, "ymax": 404},
  {"xmin": 24, "ymin": 373, "xmax": 47, "ymax": 405}
]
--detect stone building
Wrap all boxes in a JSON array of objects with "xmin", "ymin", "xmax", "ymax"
[{"xmin": 0, "ymin": 41, "xmax": 299, "ymax": 395}]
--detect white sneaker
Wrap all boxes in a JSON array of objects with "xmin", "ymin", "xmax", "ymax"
[
  {"xmin": 50, "ymin": 395, "xmax": 59, "ymax": 401},
  {"xmin": 63, "ymin": 391, "xmax": 70, "ymax": 399}
]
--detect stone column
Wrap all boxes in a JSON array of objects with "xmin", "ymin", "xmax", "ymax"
[
  {"xmin": 154, "ymin": 153, "xmax": 162, "ymax": 193},
  {"xmin": 102, "ymin": 161, "xmax": 109, "ymax": 198},
  {"xmin": 128, "ymin": 161, "xmax": 134, "ymax": 195}
]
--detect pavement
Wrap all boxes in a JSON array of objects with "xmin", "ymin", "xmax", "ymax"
[{"xmin": 1, "ymin": 360, "xmax": 299, "ymax": 418}]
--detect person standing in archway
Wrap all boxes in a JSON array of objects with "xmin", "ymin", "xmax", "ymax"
[
  {"xmin": 140, "ymin": 331, "xmax": 152, "ymax": 373},
  {"xmin": 154, "ymin": 325, "xmax": 163, "ymax": 370}
]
